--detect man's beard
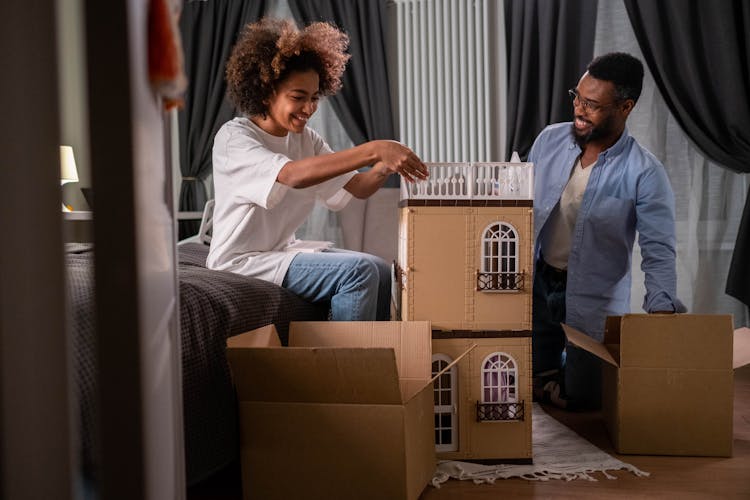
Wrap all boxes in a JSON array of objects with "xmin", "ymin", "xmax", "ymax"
[{"xmin": 571, "ymin": 113, "xmax": 616, "ymax": 149}]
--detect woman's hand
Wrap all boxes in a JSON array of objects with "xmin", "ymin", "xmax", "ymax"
[
  {"xmin": 279, "ymin": 139, "xmax": 427, "ymax": 190},
  {"xmin": 370, "ymin": 140, "xmax": 428, "ymax": 183}
]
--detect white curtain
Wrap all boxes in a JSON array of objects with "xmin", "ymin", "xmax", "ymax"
[{"xmin": 595, "ymin": 0, "xmax": 749, "ymax": 327}]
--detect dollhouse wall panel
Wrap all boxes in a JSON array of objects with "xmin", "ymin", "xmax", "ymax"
[
  {"xmin": 469, "ymin": 296, "xmax": 531, "ymax": 330},
  {"xmin": 400, "ymin": 209, "xmax": 468, "ymax": 325},
  {"xmin": 468, "ymin": 342, "xmax": 532, "ymax": 459},
  {"xmin": 472, "ymin": 208, "xmax": 533, "ymax": 330},
  {"xmin": 398, "ymin": 206, "xmax": 533, "ymax": 331},
  {"xmin": 432, "ymin": 337, "xmax": 532, "ymax": 460}
]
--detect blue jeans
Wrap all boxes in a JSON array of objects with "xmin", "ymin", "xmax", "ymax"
[
  {"xmin": 533, "ymin": 258, "xmax": 601, "ymax": 409},
  {"xmin": 282, "ymin": 248, "xmax": 391, "ymax": 321}
]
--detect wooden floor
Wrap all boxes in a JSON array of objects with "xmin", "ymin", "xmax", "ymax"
[{"xmin": 188, "ymin": 365, "xmax": 750, "ymax": 499}]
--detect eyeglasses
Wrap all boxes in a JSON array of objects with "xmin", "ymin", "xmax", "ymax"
[{"xmin": 568, "ymin": 88, "xmax": 618, "ymax": 113}]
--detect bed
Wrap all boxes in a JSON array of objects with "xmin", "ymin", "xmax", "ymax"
[{"xmin": 67, "ymin": 240, "xmax": 327, "ymax": 485}]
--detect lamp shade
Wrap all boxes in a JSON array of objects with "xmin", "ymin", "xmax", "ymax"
[{"xmin": 60, "ymin": 145, "xmax": 79, "ymax": 185}]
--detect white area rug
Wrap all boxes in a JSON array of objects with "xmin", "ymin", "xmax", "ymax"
[{"xmin": 432, "ymin": 403, "xmax": 649, "ymax": 486}]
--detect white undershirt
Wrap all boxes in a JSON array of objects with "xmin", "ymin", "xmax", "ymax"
[{"xmin": 541, "ymin": 157, "xmax": 594, "ymax": 270}]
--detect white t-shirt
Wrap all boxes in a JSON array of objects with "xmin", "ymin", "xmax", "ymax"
[
  {"xmin": 540, "ymin": 157, "xmax": 593, "ymax": 270},
  {"xmin": 207, "ymin": 117, "xmax": 356, "ymax": 284}
]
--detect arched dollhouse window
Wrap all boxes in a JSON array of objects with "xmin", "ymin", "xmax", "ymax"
[
  {"xmin": 481, "ymin": 352, "xmax": 517, "ymax": 404},
  {"xmin": 432, "ymin": 354, "xmax": 458, "ymax": 452},
  {"xmin": 480, "ymin": 222, "xmax": 519, "ymax": 290}
]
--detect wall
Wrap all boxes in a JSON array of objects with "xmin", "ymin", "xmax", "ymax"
[{"xmin": 1, "ymin": 0, "xmax": 74, "ymax": 498}]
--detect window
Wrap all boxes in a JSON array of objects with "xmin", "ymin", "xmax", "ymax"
[
  {"xmin": 478, "ymin": 222, "xmax": 522, "ymax": 291},
  {"xmin": 481, "ymin": 352, "xmax": 517, "ymax": 403},
  {"xmin": 432, "ymin": 354, "xmax": 458, "ymax": 452},
  {"xmin": 477, "ymin": 352, "xmax": 524, "ymax": 421}
]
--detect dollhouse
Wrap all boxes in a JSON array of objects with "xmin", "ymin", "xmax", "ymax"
[{"xmin": 397, "ymin": 161, "xmax": 534, "ymax": 462}]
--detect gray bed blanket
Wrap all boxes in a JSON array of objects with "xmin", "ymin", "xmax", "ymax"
[{"xmin": 67, "ymin": 242, "xmax": 327, "ymax": 485}]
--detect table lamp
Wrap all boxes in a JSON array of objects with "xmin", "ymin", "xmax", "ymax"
[{"xmin": 60, "ymin": 145, "xmax": 79, "ymax": 212}]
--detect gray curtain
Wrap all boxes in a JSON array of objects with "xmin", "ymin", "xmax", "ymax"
[
  {"xmin": 287, "ymin": 0, "xmax": 399, "ymax": 186},
  {"xmin": 504, "ymin": 0, "xmax": 598, "ymax": 160},
  {"xmin": 177, "ymin": 0, "xmax": 266, "ymax": 239},
  {"xmin": 623, "ymin": 0, "xmax": 750, "ymax": 308}
]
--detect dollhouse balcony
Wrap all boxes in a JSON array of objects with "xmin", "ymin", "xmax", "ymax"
[
  {"xmin": 400, "ymin": 162, "xmax": 535, "ymax": 201},
  {"xmin": 476, "ymin": 271, "xmax": 525, "ymax": 292},
  {"xmin": 476, "ymin": 401, "xmax": 525, "ymax": 422}
]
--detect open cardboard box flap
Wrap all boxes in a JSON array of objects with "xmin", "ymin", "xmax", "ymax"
[
  {"xmin": 561, "ymin": 323, "xmax": 618, "ymax": 367},
  {"xmin": 289, "ymin": 321, "xmax": 431, "ymax": 381},
  {"xmin": 227, "ymin": 321, "xmax": 432, "ymax": 405},
  {"xmin": 228, "ymin": 345, "xmax": 403, "ymax": 404},
  {"xmin": 291, "ymin": 321, "xmax": 432, "ymax": 402},
  {"xmin": 563, "ymin": 315, "xmax": 750, "ymax": 370}
]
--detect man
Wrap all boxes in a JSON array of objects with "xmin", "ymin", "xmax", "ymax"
[{"xmin": 529, "ymin": 52, "xmax": 685, "ymax": 410}]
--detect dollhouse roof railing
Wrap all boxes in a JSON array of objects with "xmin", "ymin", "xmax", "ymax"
[{"xmin": 400, "ymin": 162, "xmax": 534, "ymax": 201}]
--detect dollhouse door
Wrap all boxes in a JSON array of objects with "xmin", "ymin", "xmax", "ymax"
[{"xmin": 432, "ymin": 354, "xmax": 459, "ymax": 452}]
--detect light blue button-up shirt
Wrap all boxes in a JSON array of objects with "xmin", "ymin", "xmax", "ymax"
[{"xmin": 530, "ymin": 122, "xmax": 686, "ymax": 340}]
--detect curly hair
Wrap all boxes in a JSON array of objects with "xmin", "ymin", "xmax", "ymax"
[{"xmin": 226, "ymin": 18, "xmax": 350, "ymax": 117}]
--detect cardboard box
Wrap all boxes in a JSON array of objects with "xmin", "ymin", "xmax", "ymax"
[
  {"xmin": 226, "ymin": 321, "xmax": 436, "ymax": 500},
  {"xmin": 563, "ymin": 314, "xmax": 750, "ymax": 457}
]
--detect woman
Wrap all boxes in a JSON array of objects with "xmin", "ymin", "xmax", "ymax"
[{"xmin": 207, "ymin": 18, "xmax": 427, "ymax": 321}]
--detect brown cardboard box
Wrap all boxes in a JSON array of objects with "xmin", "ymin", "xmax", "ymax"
[
  {"xmin": 563, "ymin": 314, "xmax": 750, "ymax": 457},
  {"xmin": 226, "ymin": 321, "xmax": 436, "ymax": 500}
]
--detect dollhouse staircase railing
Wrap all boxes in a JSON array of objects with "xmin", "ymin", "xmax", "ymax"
[
  {"xmin": 476, "ymin": 271, "xmax": 525, "ymax": 292},
  {"xmin": 476, "ymin": 401, "xmax": 525, "ymax": 422}
]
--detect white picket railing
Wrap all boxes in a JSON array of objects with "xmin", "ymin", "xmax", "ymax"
[{"xmin": 401, "ymin": 162, "xmax": 534, "ymax": 200}]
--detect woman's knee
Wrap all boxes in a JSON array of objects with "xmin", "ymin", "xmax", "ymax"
[
  {"xmin": 363, "ymin": 254, "xmax": 391, "ymax": 284},
  {"xmin": 355, "ymin": 258, "xmax": 381, "ymax": 287},
  {"xmin": 352, "ymin": 251, "xmax": 385, "ymax": 269},
  {"xmin": 335, "ymin": 254, "xmax": 379, "ymax": 289}
]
